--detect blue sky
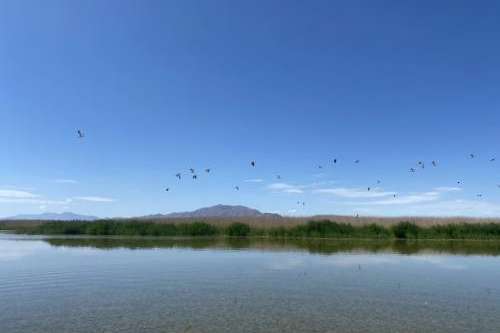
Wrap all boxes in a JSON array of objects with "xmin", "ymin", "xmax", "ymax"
[{"xmin": 2, "ymin": 0, "xmax": 500, "ymax": 218}]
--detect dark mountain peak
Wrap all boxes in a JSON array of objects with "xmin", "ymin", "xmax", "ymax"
[{"xmin": 144, "ymin": 205, "xmax": 281, "ymax": 219}]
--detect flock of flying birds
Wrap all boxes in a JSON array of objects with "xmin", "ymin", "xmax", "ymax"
[{"xmin": 77, "ymin": 129, "xmax": 499, "ymax": 206}]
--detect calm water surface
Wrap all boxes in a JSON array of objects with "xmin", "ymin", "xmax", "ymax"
[{"xmin": 1, "ymin": 233, "xmax": 500, "ymax": 333}]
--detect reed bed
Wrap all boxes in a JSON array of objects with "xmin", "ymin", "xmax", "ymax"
[{"xmin": 3, "ymin": 219, "xmax": 500, "ymax": 240}]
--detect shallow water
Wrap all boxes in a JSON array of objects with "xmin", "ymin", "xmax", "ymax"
[{"xmin": 1, "ymin": 233, "xmax": 500, "ymax": 332}]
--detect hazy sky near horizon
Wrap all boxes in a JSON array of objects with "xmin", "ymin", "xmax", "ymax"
[{"xmin": 2, "ymin": 0, "xmax": 500, "ymax": 218}]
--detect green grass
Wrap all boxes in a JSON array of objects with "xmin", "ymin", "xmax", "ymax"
[{"xmin": 3, "ymin": 220, "xmax": 500, "ymax": 240}]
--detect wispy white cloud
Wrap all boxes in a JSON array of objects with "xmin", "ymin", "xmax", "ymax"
[
  {"xmin": 434, "ymin": 186, "xmax": 462, "ymax": 192},
  {"xmin": 267, "ymin": 183, "xmax": 304, "ymax": 194},
  {"xmin": 0, "ymin": 197, "xmax": 72, "ymax": 205},
  {"xmin": 304, "ymin": 180, "xmax": 337, "ymax": 188},
  {"xmin": 1, "ymin": 185, "xmax": 37, "ymax": 191},
  {"xmin": 74, "ymin": 196, "xmax": 115, "ymax": 203},
  {"xmin": 313, "ymin": 173, "xmax": 326, "ymax": 178},
  {"xmin": 341, "ymin": 196, "xmax": 500, "ymax": 217},
  {"xmin": 366, "ymin": 193, "xmax": 439, "ymax": 205},
  {"xmin": 417, "ymin": 200, "xmax": 500, "ymax": 217},
  {"xmin": 0, "ymin": 188, "xmax": 74, "ymax": 207},
  {"xmin": 0, "ymin": 187, "xmax": 115, "ymax": 209},
  {"xmin": 54, "ymin": 179, "xmax": 78, "ymax": 184},
  {"xmin": 0, "ymin": 189, "xmax": 39, "ymax": 199},
  {"xmin": 244, "ymin": 178, "xmax": 264, "ymax": 183},
  {"xmin": 314, "ymin": 187, "xmax": 396, "ymax": 198},
  {"xmin": 267, "ymin": 181, "xmax": 337, "ymax": 195},
  {"xmin": 354, "ymin": 186, "xmax": 462, "ymax": 206}
]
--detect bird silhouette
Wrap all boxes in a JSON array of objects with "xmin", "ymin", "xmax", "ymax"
[
  {"xmin": 457, "ymin": 181, "xmax": 462, "ymax": 185},
  {"xmin": 77, "ymin": 129, "xmax": 84, "ymax": 138},
  {"xmin": 333, "ymin": 158, "xmax": 337, "ymax": 164},
  {"xmin": 470, "ymin": 153, "xmax": 475, "ymax": 159},
  {"xmin": 189, "ymin": 168, "xmax": 195, "ymax": 174},
  {"xmin": 354, "ymin": 160, "xmax": 360, "ymax": 164},
  {"xmin": 250, "ymin": 161, "xmax": 256, "ymax": 167},
  {"xmin": 432, "ymin": 160, "xmax": 437, "ymax": 167},
  {"xmin": 234, "ymin": 186, "xmax": 240, "ymax": 191},
  {"xmin": 409, "ymin": 168, "xmax": 416, "ymax": 173},
  {"xmin": 205, "ymin": 168, "xmax": 211, "ymax": 173},
  {"xmin": 192, "ymin": 175, "xmax": 197, "ymax": 180},
  {"xmin": 318, "ymin": 165, "xmax": 323, "ymax": 169},
  {"xmin": 490, "ymin": 158, "xmax": 496, "ymax": 162},
  {"xmin": 367, "ymin": 187, "xmax": 371, "ymax": 191},
  {"xmin": 175, "ymin": 173, "xmax": 181, "ymax": 180},
  {"xmin": 165, "ymin": 188, "xmax": 170, "ymax": 192}
]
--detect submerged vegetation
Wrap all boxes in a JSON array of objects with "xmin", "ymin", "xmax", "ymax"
[{"xmin": 3, "ymin": 219, "xmax": 500, "ymax": 240}]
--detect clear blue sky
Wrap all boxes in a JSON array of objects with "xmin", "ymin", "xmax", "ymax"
[{"xmin": 2, "ymin": 0, "xmax": 500, "ymax": 218}]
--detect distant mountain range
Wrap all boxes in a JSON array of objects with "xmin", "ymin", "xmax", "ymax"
[
  {"xmin": 2, "ymin": 205, "xmax": 281, "ymax": 221},
  {"xmin": 3, "ymin": 212, "xmax": 99, "ymax": 221},
  {"xmin": 142, "ymin": 204, "xmax": 281, "ymax": 219}
]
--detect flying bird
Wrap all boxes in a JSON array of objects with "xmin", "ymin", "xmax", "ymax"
[
  {"xmin": 354, "ymin": 160, "xmax": 360, "ymax": 164},
  {"xmin": 234, "ymin": 186, "xmax": 240, "ymax": 191},
  {"xmin": 77, "ymin": 129, "xmax": 84, "ymax": 138},
  {"xmin": 432, "ymin": 160, "xmax": 437, "ymax": 167},
  {"xmin": 192, "ymin": 175, "xmax": 197, "ymax": 180},
  {"xmin": 409, "ymin": 168, "xmax": 416, "ymax": 173},
  {"xmin": 250, "ymin": 161, "xmax": 256, "ymax": 167},
  {"xmin": 175, "ymin": 173, "xmax": 181, "ymax": 180},
  {"xmin": 457, "ymin": 181, "xmax": 462, "ymax": 185},
  {"xmin": 469, "ymin": 153, "xmax": 475, "ymax": 159},
  {"xmin": 333, "ymin": 158, "xmax": 337, "ymax": 164},
  {"xmin": 367, "ymin": 187, "xmax": 371, "ymax": 191},
  {"xmin": 205, "ymin": 168, "xmax": 211, "ymax": 173},
  {"xmin": 490, "ymin": 158, "xmax": 496, "ymax": 162},
  {"xmin": 189, "ymin": 168, "xmax": 195, "ymax": 174},
  {"xmin": 393, "ymin": 194, "xmax": 397, "ymax": 198},
  {"xmin": 165, "ymin": 188, "xmax": 170, "ymax": 192},
  {"xmin": 276, "ymin": 175, "xmax": 281, "ymax": 180}
]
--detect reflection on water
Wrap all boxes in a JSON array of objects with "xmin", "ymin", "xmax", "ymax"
[
  {"xmin": 42, "ymin": 236, "xmax": 500, "ymax": 256},
  {"xmin": 1, "ymin": 233, "xmax": 500, "ymax": 333}
]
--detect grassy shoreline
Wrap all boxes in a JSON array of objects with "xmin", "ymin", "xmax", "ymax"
[{"xmin": 3, "ymin": 219, "xmax": 500, "ymax": 240}]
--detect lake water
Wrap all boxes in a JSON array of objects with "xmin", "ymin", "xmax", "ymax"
[{"xmin": 1, "ymin": 233, "xmax": 500, "ymax": 333}]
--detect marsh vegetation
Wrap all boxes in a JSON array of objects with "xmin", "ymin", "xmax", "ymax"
[{"xmin": 3, "ymin": 219, "xmax": 500, "ymax": 240}]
